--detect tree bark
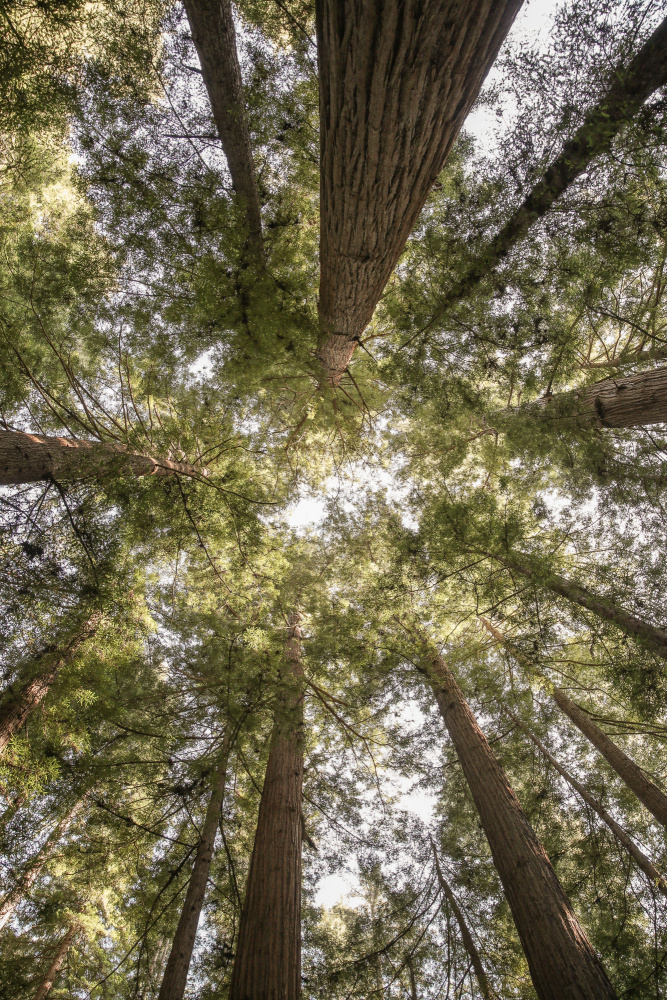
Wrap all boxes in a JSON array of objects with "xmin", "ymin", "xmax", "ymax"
[
  {"xmin": 506, "ymin": 706, "xmax": 667, "ymax": 897},
  {"xmin": 0, "ymin": 616, "xmax": 100, "ymax": 755},
  {"xmin": 315, "ymin": 0, "xmax": 524, "ymax": 385},
  {"xmin": 0, "ymin": 796, "xmax": 85, "ymax": 930},
  {"xmin": 0, "ymin": 430, "xmax": 205, "ymax": 486},
  {"xmin": 32, "ymin": 924, "xmax": 78, "ymax": 1000},
  {"xmin": 423, "ymin": 647, "xmax": 617, "ymax": 1000},
  {"xmin": 158, "ymin": 734, "xmax": 232, "ymax": 1000},
  {"xmin": 428, "ymin": 15, "xmax": 667, "ymax": 329},
  {"xmin": 431, "ymin": 838, "xmax": 493, "ymax": 1000},
  {"xmin": 480, "ymin": 617, "xmax": 667, "ymax": 830},
  {"xmin": 183, "ymin": 0, "xmax": 262, "ymax": 245},
  {"xmin": 228, "ymin": 614, "xmax": 304, "ymax": 1000}
]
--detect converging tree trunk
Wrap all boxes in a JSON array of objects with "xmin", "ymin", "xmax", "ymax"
[
  {"xmin": 158, "ymin": 732, "xmax": 232, "ymax": 1000},
  {"xmin": 183, "ymin": 0, "xmax": 262, "ymax": 244},
  {"xmin": 316, "ymin": 0, "xmax": 524, "ymax": 385},
  {"xmin": 0, "ymin": 430, "xmax": 205, "ymax": 486},
  {"xmin": 228, "ymin": 614, "xmax": 304, "ymax": 1000},
  {"xmin": 431, "ymin": 838, "xmax": 493, "ymax": 1000},
  {"xmin": 505, "ymin": 705, "xmax": 667, "ymax": 897},
  {"xmin": 32, "ymin": 924, "xmax": 78, "ymax": 1000},
  {"xmin": 480, "ymin": 617, "xmax": 667, "ymax": 829},
  {"xmin": 420, "ymin": 642, "xmax": 617, "ymax": 1000}
]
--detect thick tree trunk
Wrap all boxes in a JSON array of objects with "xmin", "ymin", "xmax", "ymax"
[
  {"xmin": 424, "ymin": 647, "xmax": 617, "ymax": 1000},
  {"xmin": 428, "ymin": 15, "xmax": 667, "ymax": 328},
  {"xmin": 316, "ymin": 0, "xmax": 524, "ymax": 385},
  {"xmin": 0, "ymin": 796, "xmax": 84, "ymax": 930},
  {"xmin": 0, "ymin": 430, "xmax": 204, "ymax": 486},
  {"xmin": 183, "ymin": 0, "xmax": 262, "ymax": 244},
  {"xmin": 158, "ymin": 734, "xmax": 232, "ymax": 1000},
  {"xmin": 228, "ymin": 614, "xmax": 304, "ymax": 1000},
  {"xmin": 32, "ymin": 924, "xmax": 78, "ymax": 1000},
  {"xmin": 507, "ymin": 706, "xmax": 667, "ymax": 897},
  {"xmin": 0, "ymin": 616, "xmax": 100, "ymax": 755},
  {"xmin": 480, "ymin": 617, "xmax": 667, "ymax": 829},
  {"xmin": 431, "ymin": 839, "xmax": 493, "ymax": 1000}
]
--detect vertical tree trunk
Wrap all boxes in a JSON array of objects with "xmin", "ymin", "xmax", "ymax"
[
  {"xmin": 158, "ymin": 732, "xmax": 233, "ymax": 1000},
  {"xmin": 32, "ymin": 924, "xmax": 78, "ymax": 1000},
  {"xmin": 505, "ymin": 705, "xmax": 667, "ymax": 897},
  {"xmin": 228, "ymin": 614, "xmax": 304, "ymax": 1000},
  {"xmin": 0, "ymin": 796, "xmax": 84, "ymax": 930},
  {"xmin": 406, "ymin": 956, "xmax": 418, "ymax": 1000},
  {"xmin": 316, "ymin": 0, "xmax": 524, "ymax": 385},
  {"xmin": 431, "ymin": 839, "xmax": 493, "ymax": 1000},
  {"xmin": 423, "ymin": 645, "xmax": 617, "ymax": 1000},
  {"xmin": 480, "ymin": 616, "xmax": 667, "ymax": 827}
]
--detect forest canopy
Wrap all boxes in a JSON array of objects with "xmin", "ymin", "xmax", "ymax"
[{"xmin": 1, "ymin": 0, "xmax": 667, "ymax": 998}]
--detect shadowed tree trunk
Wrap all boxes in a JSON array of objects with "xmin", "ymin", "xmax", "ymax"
[
  {"xmin": 183, "ymin": 0, "xmax": 262, "ymax": 244},
  {"xmin": 316, "ymin": 0, "xmax": 524, "ymax": 385},
  {"xmin": 0, "ymin": 616, "xmax": 100, "ymax": 755},
  {"xmin": 431, "ymin": 838, "xmax": 493, "ymax": 999},
  {"xmin": 158, "ymin": 732, "xmax": 233, "ymax": 1000},
  {"xmin": 228, "ymin": 613, "xmax": 304, "ymax": 1000},
  {"xmin": 32, "ymin": 924, "xmax": 78, "ymax": 1000},
  {"xmin": 0, "ymin": 430, "xmax": 205, "ymax": 486},
  {"xmin": 0, "ymin": 796, "xmax": 85, "ymax": 930},
  {"xmin": 406, "ymin": 956, "xmax": 418, "ymax": 1000},
  {"xmin": 420, "ymin": 642, "xmax": 617, "ymax": 1000},
  {"xmin": 480, "ymin": 617, "xmax": 667, "ymax": 829},
  {"xmin": 426, "ymin": 15, "xmax": 667, "ymax": 330}
]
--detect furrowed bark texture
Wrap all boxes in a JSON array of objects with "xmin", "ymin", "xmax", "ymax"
[
  {"xmin": 0, "ymin": 430, "xmax": 204, "ymax": 485},
  {"xmin": 32, "ymin": 925, "xmax": 77, "ymax": 1000},
  {"xmin": 183, "ymin": 0, "xmax": 262, "ymax": 243},
  {"xmin": 316, "ymin": 0, "xmax": 524, "ymax": 384},
  {"xmin": 158, "ymin": 734, "xmax": 232, "ymax": 1000},
  {"xmin": 479, "ymin": 617, "xmax": 667, "ymax": 829},
  {"xmin": 0, "ymin": 797, "xmax": 84, "ymax": 931},
  {"xmin": 426, "ymin": 650, "xmax": 616, "ymax": 1000},
  {"xmin": 0, "ymin": 616, "xmax": 100, "ymax": 755},
  {"xmin": 228, "ymin": 615, "xmax": 304, "ymax": 1000},
  {"xmin": 431, "ymin": 840, "xmax": 492, "ymax": 999},
  {"xmin": 507, "ymin": 707, "xmax": 667, "ymax": 897},
  {"xmin": 429, "ymin": 15, "xmax": 667, "ymax": 327}
]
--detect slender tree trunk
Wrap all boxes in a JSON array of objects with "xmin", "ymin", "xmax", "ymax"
[
  {"xmin": 431, "ymin": 839, "xmax": 493, "ymax": 1000},
  {"xmin": 158, "ymin": 733, "xmax": 232, "ymax": 1000},
  {"xmin": 183, "ymin": 0, "xmax": 262, "ymax": 245},
  {"xmin": 422, "ymin": 645, "xmax": 617, "ymax": 1000},
  {"xmin": 428, "ymin": 15, "xmax": 667, "ymax": 329},
  {"xmin": 506, "ymin": 706, "xmax": 667, "ymax": 897},
  {"xmin": 316, "ymin": 0, "xmax": 523, "ymax": 385},
  {"xmin": 406, "ymin": 956, "xmax": 418, "ymax": 1000},
  {"xmin": 0, "ymin": 430, "xmax": 204, "ymax": 486},
  {"xmin": 32, "ymin": 924, "xmax": 78, "ymax": 1000},
  {"xmin": 0, "ymin": 796, "xmax": 84, "ymax": 930},
  {"xmin": 228, "ymin": 614, "xmax": 304, "ymax": 1000},
  {"xmin": 0, "ymin": 616, "xmax": 100, "ymax": 755}
]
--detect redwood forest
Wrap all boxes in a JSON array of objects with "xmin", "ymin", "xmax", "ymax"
[{"xmin": 2, "ymin": 0, "xmax": 667, "ymax": 997}]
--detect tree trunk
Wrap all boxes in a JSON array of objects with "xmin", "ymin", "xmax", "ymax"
[
  {"xmin": 0, "ymin": 796, "xmax": 85, "ymax": 930},
  {"xmin": 423, "ymin": 647, "xmax": 617, "ymax": 1000},
  {"xmin": 0, "ymin": 616, "xmax": 100, "ymax": 755},
  {"xmin": 431, "ymin": 838, "xmax": 493, "ymax": 1000},
  {"xmin": 158, "ymin": 733, "xmax": 232, "ymax": 1000},
  {"xmin": 228, "ymin": 614, "xmax": 304, "ymax": 1000},
  {"xmin": 32, "ymin": 924, "xmax": 78, "ymax": 1000},
  {"xmin": 0, "ymin": 430, "xmax": 205, "ymax": 486},
  {"xmin": 428, "ymin": 15, "xmax": 667, "ymax": 329},
  {"xmin": 506, "ymin": 706, "xmax": 667, "ymax": 897},
  {"xmin": 183, "ymin": 0, "xmax": 262, "ymax": 245},
  {"xmin": 479, "ymin": 617, "xmax": 667, "ymax": 829},
  {"xmin": 315, "ymin": 0, "xmax": 524, "ymax": 385},
  {"xmin": 406, "ymin": 956, "xmax": 418, "ymax": 1000}
]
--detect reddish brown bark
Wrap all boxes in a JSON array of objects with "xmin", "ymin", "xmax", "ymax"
[
  {"xmin": 158, "ymin": 736, "xmax": 232, "ymax": 1000},
  {"xmin": 316, "ymin": 0, "xmax": 524, "ymax": 385},
  {"xmin": 424, "ymin": 647, "xmax": 616, "ymax": 1000},
  {"xmin": 228, "ymin": 614, "xmax": 304, "ymax": 1000},
  {"xmin": 0, "ymin": 430, "xmax": 204, "ymax": 486},
  {"xmin": 32, "ymin": 924, "xmax": 78, "ymax": 1000}
]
